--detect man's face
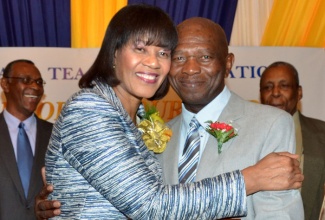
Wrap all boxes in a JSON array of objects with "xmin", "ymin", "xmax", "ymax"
[
  {"xmin": 1, "ymin": 62, "xmax": 44, "ymax": 120},
  {"xmin": 260, "ymin": 65, "xmax": 302, "ymax": 115},
  {"xmin": 168, "ymin": 21, "xmax": 233, "ymax": 113}
]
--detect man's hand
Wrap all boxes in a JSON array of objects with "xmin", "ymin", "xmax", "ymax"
[
  {"xmin": 242, "ymin": 152, "xmax": 304, "ymax": 195},
  {"xmin": 35, "ymin": 167, "xmax": 61, "ymax": 220}
]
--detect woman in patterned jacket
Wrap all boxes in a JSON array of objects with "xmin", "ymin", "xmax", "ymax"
[{"xmin": 42, "ymin": 4, "xmax": 303, "ymax": 220}]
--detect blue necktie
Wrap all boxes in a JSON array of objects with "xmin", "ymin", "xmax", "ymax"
[
  {"xmin": 178, "ymin": 117, "xmax": 201, "ymax": 183},
  {"xmin": 17, "ymin": 122, "xmax": 33, "ymax": 198}
]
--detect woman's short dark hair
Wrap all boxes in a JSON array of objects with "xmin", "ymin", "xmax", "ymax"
[{"xmin": 79, "ymin": 4, "xmax": 178, "ymax": 100}]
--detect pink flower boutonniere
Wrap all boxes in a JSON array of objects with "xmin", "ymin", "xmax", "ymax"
[{"xmin": 205, "ymin": 121, "xmax": 238, "ymax": 154}]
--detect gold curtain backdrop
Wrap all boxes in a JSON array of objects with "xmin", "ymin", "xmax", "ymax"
[
  {"xmin": 261, "ymin": 0, "xmax": 325, "ymax": 47},
  {"xmin": 71, "ymin": 0, "xmax": 127, "ymax": 48},
  {"xmin": 70, "ymin": 0, "xmax": 325, "ymax": 48}
]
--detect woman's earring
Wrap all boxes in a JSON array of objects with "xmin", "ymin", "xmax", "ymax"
[{"xmin": 113, "ymin": 65, "xmax": 116, "ymax": 69}]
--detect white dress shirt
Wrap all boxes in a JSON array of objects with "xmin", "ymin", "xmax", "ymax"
[
  {"xmin": 178, "ymin": 85, "xmax": 231, "ymax": 162},
  {"xmin": 3, "ymin": 109, "xmax": 37, "ymax": 159}
]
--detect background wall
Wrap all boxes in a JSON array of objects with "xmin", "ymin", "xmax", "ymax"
[
  {"xmin": 1, "ymin": 47, "xmax": 324, "ymax": 123},
  {"xmin": 1, "ymin": 0, "xmax": 324, "ymax": 122}
]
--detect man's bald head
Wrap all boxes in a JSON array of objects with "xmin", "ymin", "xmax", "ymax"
[{"xmin": 177, "ymin": 17, "xmax": 229, "ymax": 60}]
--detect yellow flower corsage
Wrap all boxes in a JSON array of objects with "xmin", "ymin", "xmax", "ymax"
[{"xmin": 138, "ymin": 106, "xmax": 172, "ymax": 153}]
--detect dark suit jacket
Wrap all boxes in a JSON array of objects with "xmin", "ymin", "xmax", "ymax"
[
  {"xmin": 299, "ymin": 112, "xmax": 325, "ymax": 220},
  {"xmin": 0, "ymin": 112, "xmax": 53, "ymax": 220}
]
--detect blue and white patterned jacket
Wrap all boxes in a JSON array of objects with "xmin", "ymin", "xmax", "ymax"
[{"xmin": 45, "ymin": 80, "xmax": 247, "ymax": 219}]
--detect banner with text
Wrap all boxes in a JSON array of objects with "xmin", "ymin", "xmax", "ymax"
[{"xmin": 1, "ymin": 47, "xmax": 324, "ymax": 123}]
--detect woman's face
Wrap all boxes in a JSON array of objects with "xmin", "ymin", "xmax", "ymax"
[{"xmin": 113, "ymin": 39, "xmax": 171, "ymax": 102}]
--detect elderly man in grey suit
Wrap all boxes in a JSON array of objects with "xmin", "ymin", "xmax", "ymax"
[
  {"xmin": 157, "ymin": 17, "xmax": 303, "ymax": 219},
  {"xmin": 260, "ymin": 61, "xmax": 325, "ymax": 220},
  {"xmin": 0, "ymin": 59, "xmax": 52, "ymax": 220}
]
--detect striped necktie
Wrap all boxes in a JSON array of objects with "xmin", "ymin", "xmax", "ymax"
[
  {"xmin": 17, "ymin": 122, "xmax": 33, "ymax": 198},
  {"xmin": 178, "ymin": 117, "xmax": 201, "ymax": 183}
]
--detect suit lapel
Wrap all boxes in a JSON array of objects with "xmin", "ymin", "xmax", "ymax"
[
  {"xmin": 196, "ymin": 137, "xmax": 220, "ymax": 180},
  {"xmin": 196, "ymin": 93, "xmax": 245, "ymax": 180},
  {"xmin": 0, "ymin": 113, "xmax": 26, "ymax": 200},
  {"xmin": 300, "ymin": 112, "xmax": 325, "ymax": 185},
  {"xmin": 217, "ymin": 92, "xmax": 245, "ymax": 123},
  {"xmin": 28, "ymin": 117, "xmax": 49, "ymax": 199},
  {"xmin": 162, "ymin": 93, "xmax": 247, "ymax": 183},
  {"xmin": 299, "ymin": 113, "xmax": 325, "ymax": 213},
  {"xmin": 158, "ymin": 117, "xmax": 182, "ymax": 184}
]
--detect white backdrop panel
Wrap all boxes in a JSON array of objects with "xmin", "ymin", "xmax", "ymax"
[{"xmin": 0, "ymin": 47, "xmax": 324, "ymax": 123}]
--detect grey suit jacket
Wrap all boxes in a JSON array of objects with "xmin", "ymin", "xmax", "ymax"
[
  {"xmin": 299, "ymin": 112, "xmax": 325, "ymax": 220},
  {"xmin": 0, "ymin": 112, "xmax": 52, "ymax": 220},
  {"xmin": 157, "ymin": 92, "xmax": 304, "ymax": 219}
]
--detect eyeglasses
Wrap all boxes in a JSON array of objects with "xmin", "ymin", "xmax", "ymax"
[{"xmin": 4, "ymin": 76, "xmax": 46, "ymax": 86}]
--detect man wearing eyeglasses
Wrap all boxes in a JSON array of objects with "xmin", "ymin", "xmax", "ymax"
[{"xmin": 0, "ymin": 59, "xmax": 53, "ymax": 220}]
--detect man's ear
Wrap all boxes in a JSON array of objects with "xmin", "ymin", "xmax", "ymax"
[
  {"xmin": 298, "ymin": 85, "xmax": 303, "ymax": 101},
  {"xmin": 225, "ymin": 53, "xmax": 234, "ymax": 78},
  {"xmin": 0, "ymin": 78, "xmax": 9, "ymax": 93}
]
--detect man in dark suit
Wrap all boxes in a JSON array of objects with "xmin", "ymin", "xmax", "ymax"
[
  {"xmin": 0, "ymin": 59, "xmax": 53, "ymax": 220},
  {"xmin": 260, "ymin": 61, "xmax": 325, "ymax": 220}
]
